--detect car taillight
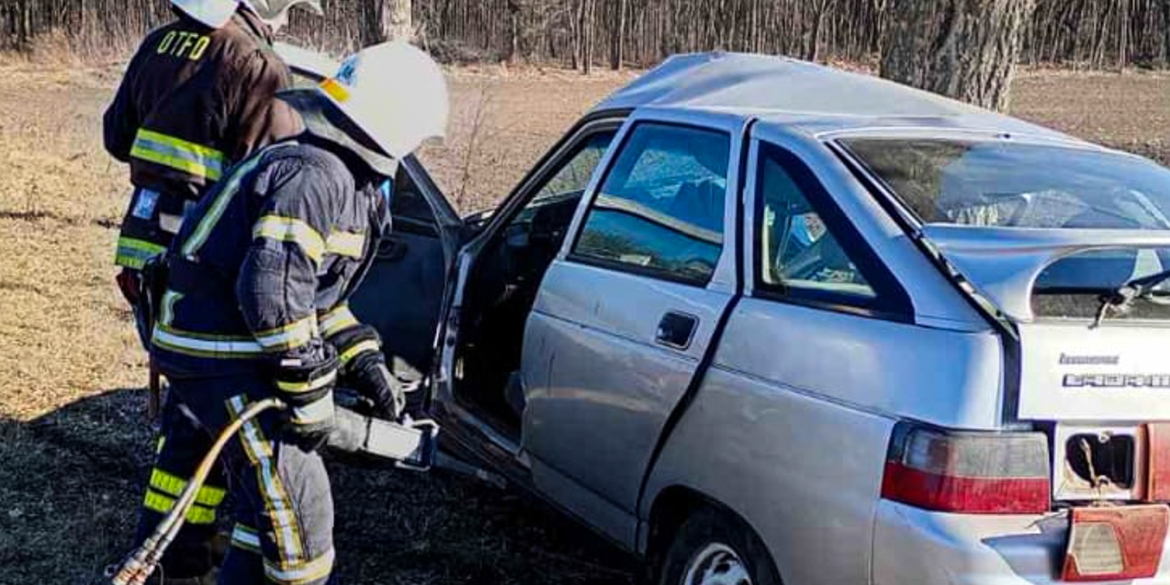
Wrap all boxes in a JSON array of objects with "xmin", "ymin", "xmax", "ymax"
[{"xmin": 881, "ymin": 423, "xmax": 1051, "ymax": 514}]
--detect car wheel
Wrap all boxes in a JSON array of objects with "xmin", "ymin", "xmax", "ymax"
[{"xmin": 656, "ymin": 506, "xmax": 781, "ymax": 585}]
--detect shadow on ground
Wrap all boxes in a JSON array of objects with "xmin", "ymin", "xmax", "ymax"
[{"xmin": 0, "ymin": 389, "xmax": 637, "ymax": 585}]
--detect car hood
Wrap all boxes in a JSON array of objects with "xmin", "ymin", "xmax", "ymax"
[{"xmin": 922, "ymin": 224, "xmax": 1170, "ymax": 322}]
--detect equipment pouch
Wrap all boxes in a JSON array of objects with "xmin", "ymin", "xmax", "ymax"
[{"xmin": 139, "ymin": 255, "xmax": 171, "ymax": 335}]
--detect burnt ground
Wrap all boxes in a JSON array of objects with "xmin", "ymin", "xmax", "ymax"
[{"xmin": 0, "ymin": 59, "xmax": 1167, "ymax": 584}]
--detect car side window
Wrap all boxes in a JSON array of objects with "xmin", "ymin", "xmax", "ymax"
[
  {"xmin": 753, "ymin": 142, "xmax": 913, "ymax": 321},
  {"xmin": 759, "ymin": 152, "xmax": 876, "ymax": 300},
  {"xmin": 533, "ymin": 132, "xmax": 616, "ymax": 205},
  {"xmin": 572, "ymin": 123, "xmax": 731, "ymax": 285}
]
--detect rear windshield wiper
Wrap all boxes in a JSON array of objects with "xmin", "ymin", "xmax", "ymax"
[{"xmin": 1093, "ymin": 268, "xmax": 1170, "ymax": 327}]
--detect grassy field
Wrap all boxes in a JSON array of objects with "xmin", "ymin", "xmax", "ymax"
[{"xmin": 0, "ymin": 58, "xmax": 1167, "ymax": 584}]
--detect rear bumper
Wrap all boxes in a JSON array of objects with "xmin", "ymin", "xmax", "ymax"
[{"xmin": 872, "ymin": 500, "xmax": 1170, "ymax": 585}]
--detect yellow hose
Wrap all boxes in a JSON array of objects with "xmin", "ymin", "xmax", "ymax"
[{"xmin": 110, "ymin": 397, "xmax": 287, "ymax": 585}]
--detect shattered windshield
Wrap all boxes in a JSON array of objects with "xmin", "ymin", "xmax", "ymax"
[{"xmin": 843, "ymin": 138, "xmax": 1170, "ymax": 230}]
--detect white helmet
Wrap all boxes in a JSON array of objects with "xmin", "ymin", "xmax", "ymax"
[
  {"xmin": 245, "ymin": 0, "xmax": 322, "ymax": 30},
  {"xmin": 317, "ymin": 41, "xmax": 449, "ymax": 160},
  {"xmin": 171, "ymin": 0, "xmax": 239, "ymax": 28}
]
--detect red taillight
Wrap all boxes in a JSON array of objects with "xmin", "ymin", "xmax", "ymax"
[
  {"xmin": 881, "ymin": 424, "xmax": 1051, "ymax": 514},
  {"xmin": 1062, "ymin": 505, "xmax": 1169, "ymax": 581}
]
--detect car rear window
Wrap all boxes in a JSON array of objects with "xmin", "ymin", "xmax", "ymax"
[{"xmin": 842, "ymin": 138, "xmax": 1170, "ymax": 230}]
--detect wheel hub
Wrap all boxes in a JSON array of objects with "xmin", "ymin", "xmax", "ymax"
[{"xmin": 680, "ymin": 542, "xmax": 752, "ymax": 585}]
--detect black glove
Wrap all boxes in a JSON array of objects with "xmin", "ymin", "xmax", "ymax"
[
  {"xmin": 348, "ymin": 351, "xmax": 406, "ymax": 420},
  {"xmin": 271, "ymin": 343, "xmax": 339, "ymax": 452},
  {"xmin": 330, "ymin": 325, "xmax": 406, "ymax": 420}
]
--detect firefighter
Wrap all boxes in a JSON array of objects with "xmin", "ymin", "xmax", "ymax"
[
  {"xmin": 138, "ymin": 41, "xmax": 448, "ymax": 584},
  {"xmin": 103, "ymin": 1, "xmax": 321, "ymax": 582},
  {"xmin": 103, "ymin": 0, "xmax": 321, "ymax": 343}
]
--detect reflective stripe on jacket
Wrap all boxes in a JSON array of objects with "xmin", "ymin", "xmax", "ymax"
[
  {"xmin": 104, "ymin": 8, "xmax": 301, "ymax": 270},
  {"xmin": 151, "ymin": 138, "xmax": 386, "ymax": 376}
]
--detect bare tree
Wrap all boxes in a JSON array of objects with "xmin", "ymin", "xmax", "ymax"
[
  {"xmin": 806, "ymin": 0, "xmax": 835, "ymax": 61},
  {"xmin": 881, "ymin": 0, "xmax": 1038, "ymax": 111},
  {"xmin": 610, "ymin": 0, "xmax": 627, "ymax": 69},
  {"xmin": 362, "ymin": 0, "xmax": 413, "ymax": 46},
  {"xmin": 10, "ymin": 0, "xmax": 1170, "ymax": 75}
]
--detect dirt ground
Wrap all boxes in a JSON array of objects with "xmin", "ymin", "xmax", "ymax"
[{"xmin": 0, "ymin": 59, "xmax": 1167, "ymax": 584}]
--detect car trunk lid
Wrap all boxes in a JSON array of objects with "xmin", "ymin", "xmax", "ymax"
[{"xmin": 924, "ymin": 225, "xmax": 1170, "ymax": 422}]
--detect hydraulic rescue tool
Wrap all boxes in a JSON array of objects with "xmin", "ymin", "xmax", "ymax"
[{"xmin": 108, "ymin": 401, "xmax": 440, "ymax": 585}]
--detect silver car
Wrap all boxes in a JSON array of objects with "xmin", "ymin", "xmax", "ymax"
[{"xmin": 292, "ymin": 49, "xmax": 1170, "ymax": 584}]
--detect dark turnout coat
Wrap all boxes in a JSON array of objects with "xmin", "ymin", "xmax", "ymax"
[
  {"xmin": 104, "ymin": 8, "xmax": 301, "ymax": 270},
  {"xmin": 151, "ymin": 135, "xmax": 388, "ymax": 377}
]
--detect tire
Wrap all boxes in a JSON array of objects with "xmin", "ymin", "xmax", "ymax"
[{"xmin": 656, "ymin": 506, "xmax": 782, "ymax": 585}]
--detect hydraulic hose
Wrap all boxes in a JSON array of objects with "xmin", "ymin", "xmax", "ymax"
[{"xmin": 109, "ymin": 397, "xmax": 287, "ymax": 585}]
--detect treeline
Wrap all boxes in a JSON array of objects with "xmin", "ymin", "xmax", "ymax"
[{"xmin": 5, "ymin": 0, "xmax": 1170, "ymax": 70}]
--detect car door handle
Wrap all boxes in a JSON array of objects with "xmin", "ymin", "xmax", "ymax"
[{"xmin": 656, "ymin": 311, "xmax": 698, "ymax": 350}]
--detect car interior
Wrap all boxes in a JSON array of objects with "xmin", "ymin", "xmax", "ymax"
[{"xmin": 449, "ymin": 130, "xmax": 617, "ymax": 436}]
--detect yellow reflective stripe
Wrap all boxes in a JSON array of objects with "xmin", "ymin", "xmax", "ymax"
[
  {"xmin": 319, "ymin": 305, "xmax": 358, "ymax": 337},
  {"xmin": 339, "ymin": 339, "xmax": 380, "ymax": 366},
  {"xmin": 264, "ymin": 548, "xmax": 335, "ymax": 585},
  {"xmin": 227, "ymin": 396, "xmax": 304, "ymax": 564},
  {"xmin": 181, "ymin": 151, "xmax": 272, "ymax": 257},
  {"xmin": 130, "ymin": 129, "xmax": 226, "ymax": 181},
  {"xmin": 149, "ymin": 468, "xmax": 226, "ymax": 507},
  {"xmin": 142, "ymin": 490, "xmax": 217, "ymax": 524},
  {"xmin": 115, "ymin": 237, "xmax": 167, "ymax": 270},
  {"xmin": 152, "ymin": 323, "xmax": 264, "ymax": 359},
  {"xmin": 275, "ymin": 369, "xmax": 336, "ymax": 395},
  {"xmin": 254, "ymin": 316, "xmax": 318, "ymax": 352},
  {"xmin": 254, "ymin": 216, "xmax": 326, "ymax": 264},
  {"xmin": 231, "ymin": 523, "xmax": 262, "ymax": 553},
  {"xmin": 155, "ymin": 436, "xmax": 166, "ymax": 454},
  {"xmin": 227, "ymin": 396, "xmax": 273, "ymax": 464},
  {"xmin": 325, "ymin": 231, "xmax": 365, "ymax": 258}
]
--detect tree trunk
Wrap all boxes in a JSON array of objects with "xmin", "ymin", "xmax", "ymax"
[
  {"xmin": 611, "ymin": 0, "xmax": 627, "ymax": 69},
  {"xmin": 1163, "ymin": 0, "xmax": 1170, "ymax": 65},
  {"xmin": 507, "ymin": 0, "xmax": 521, "ymax": 64},
  {"xmin": 1118, "ymin": 0, "xmax": 1129, "ymax": 69},
  {"xmin": 362, "ymin": 0, "xmax": 413, "ymax": 46},
  {"xmin": 582, "ymin": 0, "xmax": 595, "ymax": 74},
  {"xmin": 806, "ymin": 0, "xmax": 833, "ymax": 61},
  {"xmin": 573, "ymin": 0, "xmax": 585, "ymax": 70},
  {"xmin": 880, "ymin": 0, "xmax": 1038, "ymax": 112}
]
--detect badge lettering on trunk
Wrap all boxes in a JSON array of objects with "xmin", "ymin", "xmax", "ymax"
[
  {"xmin": 1060, "ymin": 354, "xmax": 1120, "ymax": 366},
  {"xmin": 1064, "ymin": 374, "xmax": 1170, "ymax": 388}
]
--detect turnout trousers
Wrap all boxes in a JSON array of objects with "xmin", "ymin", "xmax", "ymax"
[
  {"xmin": 134, "ymin": 372, "xmax": 335, "ymax": 585},
  {"xmin": 133, "ymin": 394, "xmax": 229, "ymax": 579}
]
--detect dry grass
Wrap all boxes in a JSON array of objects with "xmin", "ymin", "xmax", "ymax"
[{"xmin": 0, "ymin": 61, "xmax": 1167, "ymax": 584}]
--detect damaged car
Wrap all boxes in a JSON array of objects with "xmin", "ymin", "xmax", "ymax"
[{"xmin": 283, "ymin": 47, "xmax": 1170, "ymax": 585}]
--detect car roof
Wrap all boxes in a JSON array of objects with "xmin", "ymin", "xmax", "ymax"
[{"xmin": 593, "ymin": 52, "xmax": 1084, "ymax": 143}]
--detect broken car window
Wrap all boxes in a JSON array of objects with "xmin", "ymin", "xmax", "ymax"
[{"xmin": 572, "ymin": 123, "xmax": 730, "ymax": 285}]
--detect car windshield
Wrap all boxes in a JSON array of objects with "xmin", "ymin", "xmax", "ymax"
[{"xmin": 842, "ymin": 138, "xmax": 1170, "ymax": 230}]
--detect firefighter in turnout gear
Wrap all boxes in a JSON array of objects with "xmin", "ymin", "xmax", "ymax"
[
  {"xmin": 134, "ymin": 41, "xmax": 449, "ymax": 584},
  {"xmin": 103, "ymin": 0, "xmax": 321, "ymax": 339},
  {"xmin": 104, "ymin": 1, "xmax": 321, "ymax": 582}
]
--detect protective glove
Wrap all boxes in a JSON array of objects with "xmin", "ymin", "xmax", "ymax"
[
  {"xmin": 347, "ymin": 350, "xmax": 407, "ymax": 420},
  {"xmin": 271, "ymin": 342, "xmax": 339, "ymax": 452},
  {"xmin": 115, "ymin": 267, "xmax": 142, "ymax": 306},
  {"xmin": 330, "ymin": 325, "xmax": 406, "ymax": 420}
]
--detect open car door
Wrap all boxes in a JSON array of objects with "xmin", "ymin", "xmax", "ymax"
[{"xmin": 276, "ymin": 42, "xmax": 467, "ymax": 471}]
